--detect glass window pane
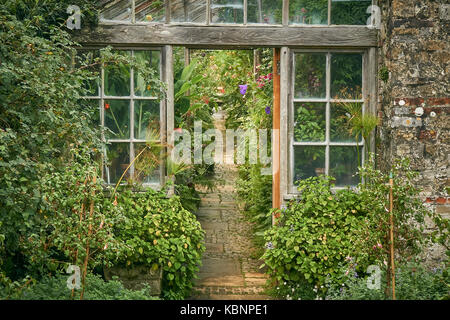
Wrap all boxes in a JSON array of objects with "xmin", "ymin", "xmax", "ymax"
[
  {"xmin": 211, "ymin": 0, "xmax": 244, "ymax": 24},
  {"xmin": 294, "ymin": 103, "xmax": 326, "ymax": 142},
  {"xmin": 329, "ymin": 146, "xmax": 362, "ymax": 186},
  {"xmin": 331, "ymin": 102, "xmax": 363, "ymax": 142},
  {"xmin": 134, "ymin": 50, "xmax": 160, "ymax": 97},
  {"xmin": 331, "ymin": 0, "xmax": 371, "ymax": 25},
  {"xmin": 105, "ymin": 143, "xmax": 130, "ymax": 184},
  {"xmin": 104, "ymin": 51, "xmax": 131, "ymax": 96},
  {"xmin": 293, "ymin": 146, "xmax": 326, "ymax": 184},
  {"xmin": 135, "ymin": 0, "xmax": 166, "ymax": 22},
  {"xmin": 134, "ymin": 100, "xmax": 160, "ymax": 140},
  {"xmin": 294, "ymin": 53, "xmax": 326, "ymax": 99},
  {"xmin": 289, "ymin": 0, "xmax": 328, "ymax": 25},
  {"xmin": 171, "ymin": 0, "xmax": 206, "ymax": 23},
  {"xmin": 331, "ymin": 53, "xmax": 362, "ymax": 99},
  {"xmin": 104, "ymin": 100, "xmax": 130, "ymax": 139},
  {"xmin": 247, "ymin": 0, "xmax": 282, "ymax": 24},
  {"xmin": 134, "ymin": 143, "xmax": 161, "ymax": 184},
  {"xmin": 100, "ymin": 0, "xmax": 132, "ymax": 22}
]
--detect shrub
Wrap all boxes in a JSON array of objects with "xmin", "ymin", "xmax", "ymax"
[
  {"xmin": 15, "ymin": 273, "xmax": 159, "ymax": 300},
  {"xmin": 326, "ymin": 262, "xmax": 449, "ymax": 300},
  {"xmin": 236, "ymin": 163, "xmax": 273, "ymax": 244},
  {"xmin": 108, "ymin": 187, "xmax": 206, "ymax": 300},
  {"xmin": 261, "ymin": 176, "xmax": 369, "ymax": 296},
  {"xmin": 262, "ymin": 157, "xmax": 448, "ymax": 299}
]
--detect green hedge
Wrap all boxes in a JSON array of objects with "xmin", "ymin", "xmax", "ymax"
[{"xmin": 109, "ymin": 187, "xmax": 206, "ymax": 300}]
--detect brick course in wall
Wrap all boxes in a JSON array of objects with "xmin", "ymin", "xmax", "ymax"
[{"xmin": 378, "ymin": 0, "xmax": 449, "ymax": 264}]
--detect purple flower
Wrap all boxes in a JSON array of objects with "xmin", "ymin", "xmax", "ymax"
[
  {"xmin": 266, "ymin": 242, "xmax": 274, "ymax": 250},
  {"xmin": 265, "ymin": 106, "xmax": 271, "ymax": 115},
  {"xmin": 239, "ymin": 84, "xmax": 248, "ymax": 95}
]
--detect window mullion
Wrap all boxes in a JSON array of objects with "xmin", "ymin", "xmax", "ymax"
[
  {"xmin": 328, "ymin": 0, "xmax": 331, "ymax": 25},
  {"xmin": 206, "ymin": 0, "xmax": 211, "ymax": 25},
  {"xmin": 244, "ymin": 0, "xmax": 248, "ymax": 25},
  {"xmin": 131, "ymin": 0, "xmax": 136, "ymax": 24},
  {"xmin": 130, "ymin": 50, "xmax": 135, "ymax": 179},
  {"xmin": 100, "ymin": 64, "xmax": 111, "ymax": 184},
  {"xmin": 325, "ymin": 52, "xmax": 331, "ymax": 176}
]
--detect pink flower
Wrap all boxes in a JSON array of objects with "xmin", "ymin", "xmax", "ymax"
[
  {"xmin": 377, "ymin": 243, "xmax": 383, "ymax": 248},
  {"xmin": 301, "ymin": 7, "xmax": 307, "ymax": 13},
  {"xmin": 103, "ymin": 243, "xmax": 108, "ymax": 250},
  {"xmin": 99, "ymin": 220, "xmax": 104, "ymax": 229}
]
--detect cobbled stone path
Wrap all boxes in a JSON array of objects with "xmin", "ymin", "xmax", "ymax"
[{"xmin": 189, "ymin": 110, "xmax": 270, "ymax": 300}]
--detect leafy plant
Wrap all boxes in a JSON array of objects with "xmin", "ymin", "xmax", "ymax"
[
  {"xmin": 236, "ymin": 163, "xmax": 273, "ymax": 245},
  {"xmin": 108, "ymin": 187, "xmax": 206, "ymax": 300},
  {"xmin": 262, "ymin": 176, "xmax": 370, "ymax": 296},
  {"xmin": 326, "ymin": 262, "xmax": 449, "ymax": 300},
  {"xmin": 263, "ymin": 156, "xmax": 449, "ymax": 298},
  {"xmin": 15, "ymin": 273, "xmax": 159, "ymax": 300}
]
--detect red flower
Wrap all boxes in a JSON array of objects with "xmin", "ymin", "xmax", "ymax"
[{"xmin": 105, "ymin": 103, "xmax": 110, "ymax": 110}]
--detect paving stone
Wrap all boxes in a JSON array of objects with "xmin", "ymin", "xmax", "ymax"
[
  {"xmin": 198, "ymin": 258, "xmax": 241, "ymax": 275},
  {"xmin": 196, "ymin": 208, "xmax": 222, "ymax": 219},
  {"xmin": 205, "ymin": 243, "xmax": 224, "ymax": 253},
  {"xmin": 200, "ymin": 221, "xmax": 228, "ymax": 231}
]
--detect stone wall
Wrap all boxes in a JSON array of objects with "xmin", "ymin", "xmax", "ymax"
[{"xmin": 377, "ymin": 0, "xmax": 449, "ymax": 264}]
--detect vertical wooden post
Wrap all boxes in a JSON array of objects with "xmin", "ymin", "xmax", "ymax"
[
  {"xmin": 164, "ymin": 45, "xmax": 174, "ymax": 194},
  {"xmin": 272, "ymin": 48, "xmax": 281, "ymax": 213},
  {"xmin": 389, "ymin": 173, "xmax": 396, "ymax": 300}
]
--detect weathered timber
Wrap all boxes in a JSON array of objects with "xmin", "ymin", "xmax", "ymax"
[{"xmin": 75, "ymin": 24, "xmax": 378, "ymax": 48}]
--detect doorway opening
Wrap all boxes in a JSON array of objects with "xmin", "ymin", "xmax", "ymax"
[{"xmin": 171, "ymin": 48, "xmax": 275, "ymax": 299}]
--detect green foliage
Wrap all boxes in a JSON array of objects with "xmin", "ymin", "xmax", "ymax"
[
  {"xmin": 23, "ymin": 148, "xmax": 122, "ymax": 278},
  {"xmin": 0, "ymin": 11, "xmax": 104, "ymax": 280},
  {"xmin": 326, "ymin": 262, "xmax": 449, "ymax": 300},
  {"xmin": 263, "ymin": 156, "xmax": 449, "ymax": 298},
  {"xmin": 13, "ymin": 273, "xmax": 159, "ymax": 300},
  {"xmin": 108, "ymin": 187, "xmax": 206, "ymax": 300},
  {"xmin": 0, "ymin": 3, "xmax": 165, "ymax": 297},
  {"xmin": 379, "ymin": 66, "xmax": 389, "ymax": 83},
  {"xmin": 172, "ymin": 47, "xmax": 216, "ymax": 213},
  {"xmin": 336, "ymin": 100, "xmax": 379, "ymax": 155},
  {"xmin": 357, "ymin": 156, "xmax": 449, "ymax": 264},
  {"xmin": 294, "ymin": 104, "xmax": 325, "ymax": 142},
  {"xmin": 236, "ymin": 163, "xmax": 273, "ymax": 244},
  {"xmin": 262, "ymin": 176, "xmax": 369, "ymax": 296},
  {"xmin": 0, "ymin": 0, "xmax": 99, "ymax": 34}
]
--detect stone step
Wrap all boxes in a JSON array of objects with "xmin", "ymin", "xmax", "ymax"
[
  {"xmin": 194, "ymin": 275, "xmax": 245, "ymax": 287},
  {"xmin": 191, "ymin": 285, "xmax": 268, "ymax": 296},
  {"xmin": 197, "ymin": 258, "xmax": 241, "ymax": 276},
  {"xmin": 189, "ymin": 294, "xmax": 271, "ymax": 300}
]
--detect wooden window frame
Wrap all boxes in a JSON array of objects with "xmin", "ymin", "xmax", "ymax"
[
  {"xmin": 281, "ymin": 47, "xmax": 377, "ymax": 200},
  {"xmin": 99, "ymin": 0, "xmax": 377, "ymax": 27},
  {"xmin": 82, "ymin": 46, "xmax": 166, "ymax": 189}
]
